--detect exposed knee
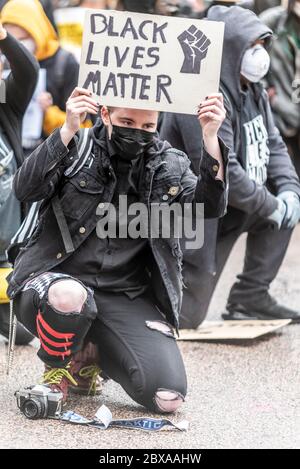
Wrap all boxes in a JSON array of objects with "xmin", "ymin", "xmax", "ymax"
[
  {"xmin": 154, "ymin": 389, "xmax": 184, "ymax": 413},
  {"xmin": 48, "ymin": 279, "xmax": 87, "ymax": 313}
]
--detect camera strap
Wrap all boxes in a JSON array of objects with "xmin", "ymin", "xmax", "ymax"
[{"xmin": 60, "ymin": 404, "xmax": 189, "ymax": 432}]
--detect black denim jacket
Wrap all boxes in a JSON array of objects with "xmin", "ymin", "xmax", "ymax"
[{"xmin": 7, "ymin": 124, "xmax": 229, "ymax": 329}]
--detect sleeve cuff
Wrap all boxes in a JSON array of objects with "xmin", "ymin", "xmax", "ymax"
[
  {"xmin": 45, "ymin": 128, "xmax": 77, "ymax": 173},
  {"xmin": 201, "ymin": 137, "xmax": 229, "ymax": 183}
]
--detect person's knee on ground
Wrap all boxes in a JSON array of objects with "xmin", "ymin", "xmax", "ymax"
[
  {"xmin": 154, "ymin": 389, "xmax": 184, "ymax": 413},
  {"xmin": 145, "ymin": 321, "xmax": 186, "ymax": 413},
  {"xmin": 129, "ymin": 380, "xmax": 185, "ymax": 414}
]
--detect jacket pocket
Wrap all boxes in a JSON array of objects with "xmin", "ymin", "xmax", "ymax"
[{"xmin": 59, "ymin": 170, "xmax": 104, "ymax": 220}]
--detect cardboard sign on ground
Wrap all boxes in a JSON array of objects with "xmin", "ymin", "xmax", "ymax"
[
  {"xmin": 177, "ymin": 319, "xmax": 291, "ymax": 341},
  {"xmin": 78, "ymin": 9, "xmax": 224, "ymax": 114}
]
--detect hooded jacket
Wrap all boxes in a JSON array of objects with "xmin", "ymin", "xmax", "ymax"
[
  {"xmin": 206, "ymin": 5, "xmax": 300, "ymax": 227},
  {"xmin": 260, "ymin": 4, "xmax": 300, "ymax": 136},
  {"xmin": 1, "ymin": 0, "xmax": 79, "ymax": 136},
  {"xmin": 6, "ymin": 121, "xmax": 228, "ymax": 329}
]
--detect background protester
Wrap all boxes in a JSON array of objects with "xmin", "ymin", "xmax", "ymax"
[
  {"xmin": 0, "ymin": 0, "xmax": 58, "ymax": 30},
  {"xmin": 260, "ymin": 0, "xmax": 300, "ymax": 177},
  {"xmin": 160, "ymin": 6, "xmax": 300, "ymax": 328},
  {"xmin": 250, "ymin": 0, "xmax": 281, "ymax": 15},
  {"xmin": 192, "ymin": 0, "xmax": 282, "ymax": 18},
  {"xmin": 186, "ymin": 0, "xmax": 205, "ymax": 12},
  {"xmin": 115, "ymin": 0, "xmax": 192, "ymax": 15},
  {"xmin": 53, "ymin": 0, "xmax": 109, "ymax": 62},
  {"xmin": 1, "ymin": 0, "xmax": 79, "ymax": 156},
  {"xmin": 0, "ymin": 18, "xmax": 38, "ymax": 343}
]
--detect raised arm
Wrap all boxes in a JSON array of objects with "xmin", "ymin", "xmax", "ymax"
[{"xmin": 0, "ymin": 25, "xmax": 39, "ymax": 116}]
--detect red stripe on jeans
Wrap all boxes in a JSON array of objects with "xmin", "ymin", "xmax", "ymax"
[
  {"xmin": 40, "ymin": 340, "xmax": 72, "ymax": 358},
  {"xmin": 37, "ymin": 311, "xmax": 75, "ymax": 339},
  {"xmin": 36, "ymin": 320, "xmax": 74, "ymax": 349}
]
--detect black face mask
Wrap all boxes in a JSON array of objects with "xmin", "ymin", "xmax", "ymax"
[
  {"xmin": 110, "ymin": 124, "xmax": 156, "ymax": 161},
  {"xmin": 123, "ymin": 0, "xmax": 156, "ymax": 13}
]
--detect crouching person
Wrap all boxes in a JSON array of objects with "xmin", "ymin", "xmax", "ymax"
[{"xmin": 6, "ymin": 87, "xmax": 228, "ymax": 413}]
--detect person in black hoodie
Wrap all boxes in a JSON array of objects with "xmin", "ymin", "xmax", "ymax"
[
  {"xmin": 160, "ymin": 5, "xmax": 300, "ymax": 327},
  {"xmin": 116, "ymin": 0, "xmax": 192, "ymax": 16},
  {"xmin": 0, "ymin": 22, "xmax": 39, "ymax": 342}
]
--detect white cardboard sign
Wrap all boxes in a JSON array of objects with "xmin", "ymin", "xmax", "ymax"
[
  {"xmin": 78, "ymin": 9, "xmax": 224, "ymax": 114},
  {"xmin": 177, "ymin": 320, "xmax": 291, "ymax": 341}
]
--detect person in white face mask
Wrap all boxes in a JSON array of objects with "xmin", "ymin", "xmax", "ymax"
[
  {"xmin": 260, "ymin": 0, "xmax": 300, "ymax": 178},
  {"xmin": 240, "ymin": 41, "xmax": 271, "ymax": 83},
  {"xmin": 160, "ymin": 5, "xmax": 300, "ymax": 328}
]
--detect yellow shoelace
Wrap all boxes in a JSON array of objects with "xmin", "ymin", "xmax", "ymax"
[
  {"xmin": 78, "ymin": 365, "xmax": 102, "ymax": 395},
  {"xmin": 41, "ymin": 367, "xmax": 78, "ymax": 387}
]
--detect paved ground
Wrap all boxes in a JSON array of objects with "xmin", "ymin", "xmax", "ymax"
[{"xmin": 0, "ymin": 227, "xmax": 299, "ymax": 449}]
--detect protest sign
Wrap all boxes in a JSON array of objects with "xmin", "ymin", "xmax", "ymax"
[
  {"xmin": 178, "ymin": 320, "xmax": 291, "ymax": 341},
  {"xmin": 78, "ymin": 9, "xmax": 224, "ymax": 114}
]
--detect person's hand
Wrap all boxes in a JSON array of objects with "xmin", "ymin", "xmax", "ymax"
[
  {"xmin": 267, "ymin": 197, "xmax": 286, "ymax": 230},
  {"xmin": 37, "ymin": 92, "xmax": 53, "ymax": 111},
  {"xmin": 60, "ymin": 87, "xmax": 99, "ymax": 147},
  {"xmin": 198, "ymin": 93, "xmax": 226, "ymax": 181},
  {"xmin": 0, "ymin": 21, "xmax": 7, "ymax": 40},
  {"xmin": 277, "ymin": 191, "xmax": 300, "ymax": 229},
  {"xmin": 198, "ymin": 93, "xmax": 226, "ymax": 139}
]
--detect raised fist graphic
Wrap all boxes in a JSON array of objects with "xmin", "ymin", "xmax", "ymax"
[{"xmin": 177, "ymin": 25, "xmax": 211, "ymax": 74}]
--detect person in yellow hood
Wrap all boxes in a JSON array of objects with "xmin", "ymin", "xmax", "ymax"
[{"xmin": 1, "ymin": 0, "xmax": 80, "ymax": 145}]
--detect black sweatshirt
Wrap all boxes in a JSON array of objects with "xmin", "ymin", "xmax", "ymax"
[
  {"xmin": 0, "ymin": 32, "xmax": 39, "ymax": 261},
  {"xmin": 0, "ymin": 32, "xmax": 39, "ymax": 167}
]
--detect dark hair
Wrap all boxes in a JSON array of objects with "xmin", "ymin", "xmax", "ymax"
[{"xmin": 106, "ymin": 106, "xmax": 116, "ymax": 113}]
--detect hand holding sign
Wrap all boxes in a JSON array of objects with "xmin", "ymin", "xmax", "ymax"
[
  {"xmin": 177, "ymin": 25, "xmax": 211, "ymax": 74},
  {"xmin": 197, "ymin": 93, "xmax": 226, "ymax": 181},
  {"xmin": 60, "ymin": 87, "xmax": 99, "ymax": 146},
  {"xmin": 197, "ymin": 93, "xmax": 226, "ymax": 137}
]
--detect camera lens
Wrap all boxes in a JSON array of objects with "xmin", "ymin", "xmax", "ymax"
[{"xmin": 22, "ymin": 398, "xmax": 45, "ymax": 420}]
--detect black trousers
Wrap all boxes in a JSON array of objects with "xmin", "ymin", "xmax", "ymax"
[
  {"xmin": 179, "ymin": 216, "xmax": 293, "ymax": 329},
  {"xmin": 14, "ymin": 279, "xmax": 187, "ymax": 413}
]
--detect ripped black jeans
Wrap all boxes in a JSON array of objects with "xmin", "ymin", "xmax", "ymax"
[{"xmin": 14, "ymin": 273, "xmax": 187, "ymax": 413}]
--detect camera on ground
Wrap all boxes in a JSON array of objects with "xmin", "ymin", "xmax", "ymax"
[{"xmin": 15, "ymin": 385, "xmax": 64, "ymax": 420}]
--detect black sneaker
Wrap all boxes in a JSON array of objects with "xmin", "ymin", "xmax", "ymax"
[
  {"xmin": 222, "ymin": 295, "xmax": 300, "ymax": 323},
  {"xmin": 0, "ymin": 303, "xmax": 34, "ymax": 345}
]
